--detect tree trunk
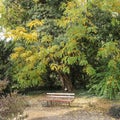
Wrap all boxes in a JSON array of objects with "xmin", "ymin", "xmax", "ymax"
[{"xmin": 59, "ymin": 73, "xmax": 73, "ymax": 92}]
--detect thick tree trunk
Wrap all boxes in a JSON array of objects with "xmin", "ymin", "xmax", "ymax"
[{"xmin": 59, "ymin": 73, "xmax": 73, "ymax": 92}]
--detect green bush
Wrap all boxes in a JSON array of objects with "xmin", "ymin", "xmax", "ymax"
[
  {"xmin": 0, "ymin": 80, "xmax": 8, "ymax": 94},
  {"xmin": 108, "ymin": 105, "xmax": 120, "ymax": 119}
]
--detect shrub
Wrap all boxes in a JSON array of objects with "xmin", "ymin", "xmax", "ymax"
[
  {"xmin": 108, "ymin": 105, "xmax": 120, "ymax": 119},
  {"xmin": 0, "ymin": 80, "xmax": 8, "ymax": 94},
  {"xmin": 0, "ymin": 93, "xmax": 27, "ymax": 120}
]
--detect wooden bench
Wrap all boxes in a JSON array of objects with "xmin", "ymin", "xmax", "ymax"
[{"xmin": 43, "ymin": 93, "xmax": 75, "ymax": 106}]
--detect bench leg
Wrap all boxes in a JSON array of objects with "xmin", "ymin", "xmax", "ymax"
[
  {"xmin": 48, "ymin": 101, "xmax": 52, "ymax": 106},
  {"xmin": 50, "ymin": 101, "xmax": 52, "ymax": 106},
  {"xmin": 46, "ymin": 101, "xmax": 51, "ymax": 106},
  {"xmin": 68, "ymin": 102, "xmax": 70, "ymax": 106},
  {"xmin": 47, "ymin": 101, "xmax": 49, "ymax": 106}
]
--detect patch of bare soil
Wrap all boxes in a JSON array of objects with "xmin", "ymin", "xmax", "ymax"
[{"xmin": 23, "ymin": 95, "xmax": 117, "ymax": 120}]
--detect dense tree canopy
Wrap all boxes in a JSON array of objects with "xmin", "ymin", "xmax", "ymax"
[
  {"xmin": 0, "ymin": 39, "xmax": 14, "ymax": 80},
  {"xmin": 0, "ymin": 0, "xmax": 120, "ymax": 99}
]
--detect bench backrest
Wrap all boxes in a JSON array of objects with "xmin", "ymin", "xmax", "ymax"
[{"xmin": 46, "ymin": 93, "xmax": 75, "ymax": 99}]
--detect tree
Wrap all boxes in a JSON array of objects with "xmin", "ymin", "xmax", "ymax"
[
  {"xmin": 0, "ymin": 39, "xmax": 14, "ymax": 80},
  {"xmin": 2, "ymin": 0, "xmax": 73, "ymax": 91},
  {"xmin": 1, "ymin": 0, "xmax": 120, "ymax": 98},
  {"xmin": 86, "ymin": 1, "xmax": 120, "ymax": 99},
  {"xmin": 7, "ymin": 0, "xmax": 95, "ymax": 91}
]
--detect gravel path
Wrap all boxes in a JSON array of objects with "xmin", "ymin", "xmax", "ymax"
[
  {"xmin": 30, "ymin": 110, "xmax": 114, "ymax": 120},
  {"xmin": 24, "ymin": 96, "xmax": 118, "ymax": 120}
]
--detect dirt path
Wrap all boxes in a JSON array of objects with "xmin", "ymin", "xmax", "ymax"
[{"xmin": 23, "ymin": 95, "xmax": 117, "ymax": 120}]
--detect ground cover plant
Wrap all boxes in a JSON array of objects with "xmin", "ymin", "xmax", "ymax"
[
  {"xmin": 108, "ymin": 105, "xmax": 120, "ymax": 119},
  {"xmin": 0, "ymin": 93, "xmax": 27, "ymax": 120}
]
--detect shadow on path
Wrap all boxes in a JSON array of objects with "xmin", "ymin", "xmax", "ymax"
[{"xmin": 30, "ymin": 110, "xmax": 114, "ymax": 120}]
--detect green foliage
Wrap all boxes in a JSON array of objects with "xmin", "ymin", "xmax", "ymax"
[
  {"xmin": 0, "ymin": 40, "xmax": 14, "ymax": 80},
  {"xmin": 1, "ymin": 0, "xmax": 120, "ymax": 98},
  {"xmin": 85, "ymin": 1, "xmax": 120, "ymax": 99},
  {"xmin": 0, "ymin": 80, "xmax": 8, "ymax": 93},
  {"xmin": 2, "ymin": 0, "xmax": 69, "ymax": 90}
]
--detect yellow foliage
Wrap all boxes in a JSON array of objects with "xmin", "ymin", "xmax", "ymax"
[
  {"xmin": 27, "ymin": 63, "xmax": 35, "ymax": 69},
  {"xmin": 33, "ymin": 0, "xmax": 39, "ymax": 3},
  {"xmin": 59, "ymin": 0, "xmax": 86, "ymax": 28},
  {"xmin": 99, "ymin": 48, "xmax": 104, "ymax": 51},
  {"xmin": 10, "ymin": 53, "xmax": 19, "ymax": 60},
  {"xmin": 41, "ymin": 35, "xmax": 53, "ymax": 43},
  {"xmin": 13, "ymin": 27, "xmax": 27, "ymax": 33},
  {"xmin": 50, "ymin": 64, "xmax": 63, "ymax": 71},
  {"xmin": 50, "ymin": 64, "xmax": 58, "ymax": 71},
  {"xmin": 20, "ymin": 53, "xmax": 28, "ymax": 58},
  {"xmin": 38, "ymin": 47, "xmax": 48, "ymax": 59},
  {"xmin": 92, "ymin": 0, "xmax": 120, "ymax": 13},
  {"xmin": 7, "ymin": 27, "xmax": 38, "ymax": 42},
  {"xmin": 20, "ymin": 50, "xmax": 32, "ymax": 58},
  {"xmin": 49, "ymin": 45, "xmax": 59, "ymax": 53},
  {"xmin": 6, "ymin": 27, "xmax": 26, "ymax": 39},
  {"xmin": 25, "ymin": 32, "xmax": 38, "ymax": 42},
  {"xmin": 67, "ymin": 1, "xmax": 77, "ymax": 9},
  {"xmin": 106, "ymin": 76, "xmax": 117, "ymax": 85},
  {"xmin": 26, "ymin": 55, "xmax": 38, "ymax": 63},
  {"xmin": 0, "ymin": 0, "xmax": 5, "ymax": 13},
  {"xmin": 57, "ymin": 17, "xmax": 70, "ymax": 27},
  {"xmin": 42, "ymin": 59, "xmax": 49, "ymax": 65},
  {"xmin": 14, "ymin": 46, "xmax": 25, "ymax": 52},
  {"xmin": 27, "ymin": 19, "xmax": 44, "ymax": 29},
  {"xmin": 111, "ymin": 0, "xmax": 120, "ymax": 13}
]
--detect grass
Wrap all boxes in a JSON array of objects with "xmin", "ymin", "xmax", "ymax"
[{"xmin": 24, "ymin": 88, "xmax": 120, "ymax": 104}]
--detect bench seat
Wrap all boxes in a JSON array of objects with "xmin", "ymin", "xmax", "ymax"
[{"xmin": 43, "ymin": 93, "xmax": 75, "ymax": 106}]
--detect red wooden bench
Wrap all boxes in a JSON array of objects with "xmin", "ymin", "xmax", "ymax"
[{"xmin": 44, "ymin": 93, "xmax": 75, "ymax": 106}]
